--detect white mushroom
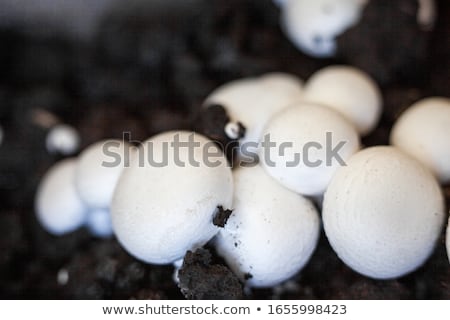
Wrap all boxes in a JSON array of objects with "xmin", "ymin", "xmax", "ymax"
[
  {"xmin": 46, "ymin": 124, "xmax": 80, "ymax": 156},
  {"xmin": 111, "ymin": 131, "xmax": 233, "ymax": 265},
  {"xmin": 304, "ymin": 65, "xmax": 382, "ymax": 135},
  {"xmin": 323, "ymin": 146, "xmax": 445, "ymax": 279},
  {"xmin": 85, "ymin": 208, "xmax": 114, "ymax": 238},
  {"xmin": 258, "ymin": 72, "xmax": 304, "ymax": 98},
  {"xmin": 31, "ymin": 108, "xmax": 80, "ymax": 155},
  {"xmin": 260, "ymin": 102, "xmax": 360, "ymax": 196},
  {"xmin": 280, "ymin": 0, "xmax": 368, "ymax": 58},
  {"xmin": 204, "ymin": 73, "xmax": 304, "ymax": 158},
  {"xmin": 35, "ymin": 158, "xmax": 87, "ymax": 235},
  {"xmin": 215, "ymin": 165, "xmax": 320, "ymax": 287},
  {"xmin": 75, "ymin": 139, "xmax": 132, "ymax": 209},
  {"xmin": 390, "ymin": 97, "xmax": 450, "ymax": 184}
]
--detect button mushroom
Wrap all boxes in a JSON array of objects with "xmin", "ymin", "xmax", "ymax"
[
  {"xmin": 215, "ymin": 165, "xmax": 320, "ymax": 287},
  {"xmin": 86, "ymin": 208, "xmax": 114, "ymax": 238},
  {"xmin": 303, "ymin": 65, "xmax": 382, "ymax": 135},
  {"xmin": 35, "ymin": 158, "xmax": 87, "ymax": 235},
  {"xmin": 75, "ymin": 139, "xmax": 133, "ymax": 209},
  {"xmin": 323, "ymin": 146, "xmax": 445, "ymax": 279},
  {"xmin": 260, "ymin": 102, "xmax": 360, "ymax": 196},
  {"xmin": 31, "ymin": 108, "xmax": 80, "ymax": 155},
  {"xmin": 280, "ymin": 0, "xmax": 368, "ymax": 58},
  {"xmin": 390, "ymin": 97, "xmax": 450, "ymax": 184},
  {"xmin": 111, "ymin": 131, "xmax": 233, "ymax": 264},
  {"xmin": 204, "ymin": 73, "xmax": 304, "ymax": 159}
]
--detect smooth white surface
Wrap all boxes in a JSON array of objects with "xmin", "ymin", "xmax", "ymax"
[
  {"xmin": 390, "ymin": 97, "xmax": 450, "ymax": 184},
  {"xmin": 86, "ymin": 208, "xmax": 114, "ymax": 238},
  {"xmin": 304, "ymin": 65, "xmax": 382, "ymax": 135},
  {"xmin": 46, "ymin": 124, "xmax": 80, "ymax": 155},
  {"xmin": 323, "ymin": 146, "xmax": 445, "ymax": 279},
  {"xmin": 112, "ymin": 131, "xmax": 233, "ymax": 265},
  {"xmin": 205, "ymin": 73, "xmax": 304, "ymax": 158},
  {"xmin": 76, "ymin": 140, "xmax": 132, "ymax": 209},
  {"xmin": 260, "ymin": 103, "xmax": 360, "ymax": 196},
  {"xmin": 35, "ymin": 159, "xmax": 87, "ymax": 235},
  {"xmin": 281, "ymin": 0, "xmax": 367, "ymax": 57},
  {"xmin": 215, "ymin": 165, "xmax": 320, "ymax": 287}
]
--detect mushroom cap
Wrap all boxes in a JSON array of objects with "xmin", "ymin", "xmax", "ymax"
[
  {"xmin": 76, "ymin": 139, "xmax": 132, "ymax": 209},
  {"xmin": 111, "ymin": 131, "xmax": 233, "ymax": 265},
  {"xmin": 35, "ymin": 158, "xmax": 87, "ymax": 235},
  {"xmin": 86, "ymin": 208, "xmax": 113, "ymax": 238},
  {"xmin": 46, "ymin": 124, "xmax": 80, "ymax": 155},
  {"xmin": 260, "ymin": 102, "xmax": 360, "ymax": 196},
  {"xmin": 281, "ymin": 0, "xmax": 367, "ymax": 58},
  {"xmin": 323, "ymin": 146, "xmax": 445, "ymax": 279},
  {"xmin": 258, "ymin": 72, "xmax": 304, "ymax": 98},
  {"xmin": 390, "ymin": 97, "xmax": 450, "ymax": 184},
  {"xmin": 215, "ymin": 165, "xmax": 320, "ymax": 287},
  {"xmin": 304, "ymin": 65, "xmax": 382, "ymax": 135},
  {"xmin": 204, "ymin": 73, "xmax": 303, "ymax": 156}
]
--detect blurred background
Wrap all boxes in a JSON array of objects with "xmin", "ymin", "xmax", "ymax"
[{"xmin": 0, "ymin": 0, "xmax": 448, "ymax": 299}]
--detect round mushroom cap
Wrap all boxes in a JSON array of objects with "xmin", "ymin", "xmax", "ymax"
[
  {"xmin": 76, "ymin": 139, "xmax": 133, "ymax": 209},
  {"xmin": 258, "ymin": 72, "xmax": 304, "ymax": 98},
  {"xmin": 323, "ymin": 146, "xmax": 445, "ymax": 279},
  {"xmin": 86, "ymin": 208, "xmax": 113, "ymax": 238},
  {"xmin": 46, "ymin": 124, "xmax": 80, "ymax": 155},
  {"xmin": 35, "ymin": 158, "xmax": 87, "ymax": 235},
  {"xmin": 260, "ymin": 103, "xmax": 360, "ymax": 196},
  {"xmin": 281, "ymin": 0, "xmax": 367, "ymax": 58},
  {"xmin": 112, "ymin": 131, "xmax": 233, "ymax": 265},
  {"xmin": 215, "ymin": 165, "xmax": 320, "ymax": 287},
  {"xmin": 204, "ymin": 73, "xmax": 303, "ymax": 157},
  {"xmin": 390, "ymin": 97, "xmax": 450, "ymax": 184},
  {"xmin": 304, "ymin": 65, "xmax": 382, "ymax": 135}
]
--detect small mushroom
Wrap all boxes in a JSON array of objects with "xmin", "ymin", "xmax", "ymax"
[
  {"xmin": 260, "ymin": 102, "xmax": 360, "ymax": 196},
  {"xmin": 75, "ymin": 139, "xmax": 133, "ymax": 209},
  {"xmin": 323, "ymin": 146, "xmax": 445, "ymax": 279},
  {"xmin": 35, "ymin": 158, "xmax": 87, "ymax": 235},
  {"xmin": 85, "ymin": 208, "xmax": 114, "ymax": 238},
  {"xmin": 111, "ymin": 131, "xmax": 233, "ymax": 264},
  {"xmin": 215, "ymin": 165, "xmax": 320, "ymax": 287},
  {"xmin": 280, "ymin": 0, "xmax": 368, "ymax": 58},
  {"xmin": 204, "ymin": 73, "xmax": 304, "ymax": 159},
  {"xmin": 303, "ymin": 65, "xmax": 382, "ymax": 135},
  {"xmin": 31, "ymin": 108, "xmax": 80, "ymax": 155},
  {"xmin": 390, "ymin": 97, "xmax": 450, "ymax": 184}
]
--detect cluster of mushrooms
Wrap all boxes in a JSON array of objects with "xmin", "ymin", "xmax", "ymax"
[{"xmin": 36, "ymin": 65, "xmax": 450, "ymax": 289}]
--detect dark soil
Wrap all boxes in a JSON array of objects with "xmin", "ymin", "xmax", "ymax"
[{"xmin": 0, "ymin": 0, "xmax": 449, "ymax": 299}]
